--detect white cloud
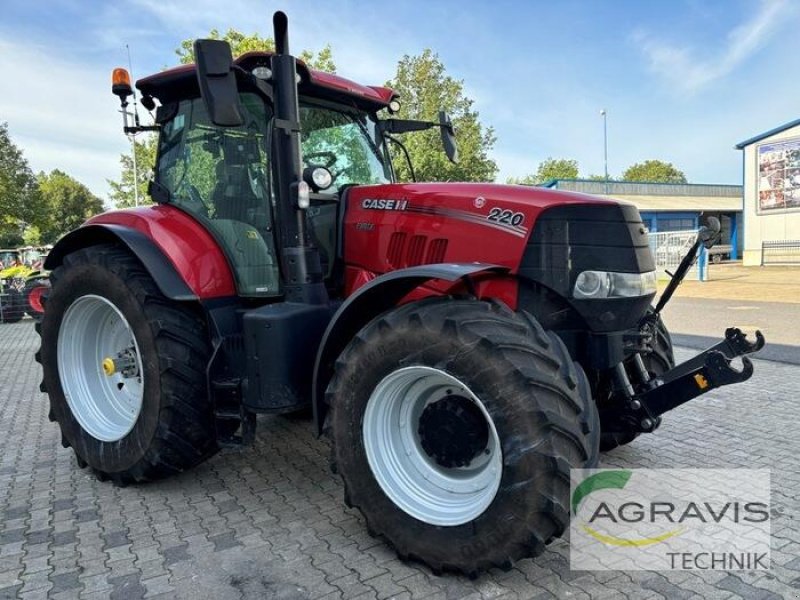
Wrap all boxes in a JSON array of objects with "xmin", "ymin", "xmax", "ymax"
[
  {"xmin": 124, "ymin": 0, "xmax": 409, "ymax": 85},
  {"xmin": 0, "ymin": 37, "xmax": 131, "ymax": 200},
  {"xmin": 635, "ymin": 0, "xmax": 793, "ymax": 94}
]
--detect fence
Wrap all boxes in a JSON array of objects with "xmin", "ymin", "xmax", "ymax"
[
  {"xmin": 761, "ymin": 240, "xmax": 800, "ymax": 265},
  {"xmin": 648, "ymin": 229, "xmax": 701, "ymax": 281}
]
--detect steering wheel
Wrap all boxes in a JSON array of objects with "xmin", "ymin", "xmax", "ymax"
[{"xmin": 303, "ymin": 151, "xmax": 338, "ymax": 169}]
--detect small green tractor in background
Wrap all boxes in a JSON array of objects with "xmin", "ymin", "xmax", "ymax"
[{"xmin": 0, "ymin": 247, "xmax": 51, "ymax": 323}]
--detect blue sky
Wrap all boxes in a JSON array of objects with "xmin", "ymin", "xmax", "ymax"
[{"xmin": 1, "ymin": 0, "xmax": 798, "ymax": 201}]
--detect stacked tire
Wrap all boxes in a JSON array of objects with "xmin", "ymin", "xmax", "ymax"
[{"xmin": 0, "ymin": 289, "xmax": 24, "ymax": 323}]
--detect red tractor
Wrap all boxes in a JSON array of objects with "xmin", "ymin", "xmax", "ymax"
[{"xmin": 37, "ymin": 12, "xmax": 764, "ymax": 574}]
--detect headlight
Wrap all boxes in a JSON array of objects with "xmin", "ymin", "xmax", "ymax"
[{"xmin": 573, "ymin": 271, "xmax": 656, "ymax": 299}]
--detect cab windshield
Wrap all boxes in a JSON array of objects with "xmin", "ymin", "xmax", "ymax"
[{"xmin": 300, "ymin": 103, "xmax": 391, "ymax": 194}]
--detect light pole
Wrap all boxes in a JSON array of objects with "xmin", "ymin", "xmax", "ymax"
[{"xmin": 600, "ymin": 109, "xmax": 609, "ymax": 195}]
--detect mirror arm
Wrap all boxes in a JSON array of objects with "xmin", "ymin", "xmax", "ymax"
[
  {"xmin": 382, "ymin": 118, "xmax": 438, "ymax": 135},
  {"xmin": 385, "ymin": 134, "xmax": 416, "ymax": 182},
  {"xmin": 232, "ymin": 66, "xmax": 274, "ymax": 101},
  {"xmin": 123, "ymin": 125, "xmax": 160, "ymax": 134}
]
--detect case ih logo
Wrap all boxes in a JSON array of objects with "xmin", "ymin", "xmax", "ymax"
[{"xmin": 361, "ymin": 198, "xmax": 408, "ymax": 211}]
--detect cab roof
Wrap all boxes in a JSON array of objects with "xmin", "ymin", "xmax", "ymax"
[{"xmin": 136, "ymin": 51, "xmax": 397, "ymax": 112}]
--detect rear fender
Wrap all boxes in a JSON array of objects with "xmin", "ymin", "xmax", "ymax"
[
  {"xmin": 45, "ymin": 224, "xmax": 197, "ymax": 301},
  {"xmin": 312, "ymin": 262, "xmax": 508, "ymax": 434}
]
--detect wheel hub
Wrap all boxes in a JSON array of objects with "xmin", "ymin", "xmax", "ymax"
[
  {"xmin": 362, "ymin": 366, "xmax": 502, "ymax": 526},
  {"xmin": 102, "ymin": 348, "xmax": 139, "ymax": 378},
  {"xmin": 57, "ymin": 295, "xmax": 144, "ymax": 442},
  {"xmin": 418, "ymin": 395, "xmax": 489, "ymax": 468}
]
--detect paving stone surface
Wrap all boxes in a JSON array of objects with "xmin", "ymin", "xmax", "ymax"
[{"xmin": 1, "ymin": 320, "xmax": 797, "ymax": 599}]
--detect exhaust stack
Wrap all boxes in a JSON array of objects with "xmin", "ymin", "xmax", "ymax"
[{"xmin": 270, "ymin": 10, "xmax": 326, "ymax": 304}]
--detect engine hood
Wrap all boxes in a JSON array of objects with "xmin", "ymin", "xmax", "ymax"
[
  {"xmin": 349, "ymin": 182, "xmax": 621, "ymax": 216},
  {"xmin": 342, "ymin": 182, "xmax": 635, "ymax": 275}
]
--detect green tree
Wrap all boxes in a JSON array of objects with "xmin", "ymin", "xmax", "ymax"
[
  {"xmin": 107, "ymin": 135, "xmax": 157, "ymax": 208},
  {"xmin": 386, "ymin": 49, "xmax": 497, "ymax": 183},
  {"xmin": 622, "ymin": 160, "xmax": 687, "ymax": 183},
  {"xmin": 0, "ymin": 122, "xmax": 46, "ymax": 246},
  {"xmin": 176, "ymin": 29, "xmax": 336, "ymax": 72},
  {"xmin": 22, "ymin": 225, "xmax": 42, "ymax": 246},
  {"xmin": 507, "ymin": 157, "xmax": 579, "ymax": 185},
  {"xmin": 38, "ymin": 170, "xmax": 105, "ymax": 242}
]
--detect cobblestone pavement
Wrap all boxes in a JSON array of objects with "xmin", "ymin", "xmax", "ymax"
[{"xmin": 1, "ymin": 321, "xmax": 798, "ymax": 599}]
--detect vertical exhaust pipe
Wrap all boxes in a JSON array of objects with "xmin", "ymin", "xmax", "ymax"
[{"xmin": 270, "ymin": 11, "xmax": 326, "ymax": 304}]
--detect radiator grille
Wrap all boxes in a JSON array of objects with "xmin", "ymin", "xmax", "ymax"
[
  {"xmin": 426, "ymin": 238, "xmax": 448, "ymax": 263},
  {"xmin": 385, "ymin": 234, "xmax": 449, "ymax": 267},
  {"xmin": 387, "ymin": 232, "xmax": 407, "ymax": 267}
]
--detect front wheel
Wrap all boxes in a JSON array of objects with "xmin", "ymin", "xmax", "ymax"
[
  {"xmin": 327, "ymin": 298, "xmax": 599, "ymax": 574},
  {"xmin": 37, "ymin": 244, "xmax": 219, "ymax": 483}
]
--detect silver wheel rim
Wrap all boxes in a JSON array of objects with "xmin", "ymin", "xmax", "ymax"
[
  {"xmin": 57, "ymin": 294, "xmax": 144, "ymax": 442},
  {"xmin": 363, "ymin": 366, "xmax": 502, "ymax": 526}
]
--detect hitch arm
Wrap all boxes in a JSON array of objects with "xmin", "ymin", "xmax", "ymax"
[
  {"xmin": 599, "ymin": 328, "xmax": 764, "ymax": 436},
  {"xmin": 640, "ymin": 351, "xmax": 753, "ymax": 418},
  {"xmin": 638, "ymin": 328, "xmax": 762, "ymax": 418},
  {"xmin": 655, "ymin": 327, "xmax": 765, "ymax": 383}
]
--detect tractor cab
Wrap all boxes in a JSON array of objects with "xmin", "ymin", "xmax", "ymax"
[
  {"xmin": 131, "ymin": 52, "xmax": 399, "ymax": 298},
  {"xmin": 121, "ymin": 43, "xmax": 454, "ymax": 301},
  {"xmin": 0, "ymin": 249, "xmax": 20, "ymax": 269}
]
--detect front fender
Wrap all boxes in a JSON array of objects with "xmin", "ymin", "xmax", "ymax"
[{"xmin": 312, "ymin": 262, "xmax": 508, "ymax": 434}]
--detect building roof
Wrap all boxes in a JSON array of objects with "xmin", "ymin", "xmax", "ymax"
[
  {"xmin": 611, "ymin": 195, "xmax": 742, "ymax": 212},
  {"xmin": 541, "ymin": 179, "xmax": 742, "ymax": 212},
  {"xmin": 735, "ymin": 118, "xmax": 800, "ymax": 149}
]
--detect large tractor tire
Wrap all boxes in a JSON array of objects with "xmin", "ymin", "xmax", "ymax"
[
  {"xmin": 0, "ymin": 290, "xmax": 25, "ymax": 323},
  {"xmin": 36, "ymin": 244, "xmax": 219, "ymax": 484},
  {"xmin": 24, "ymin": 277, "xmax": 50, "ymax": 322},
  {"xmin": 327, "ymin": 298, "xmax": 599, "ymax": 575},
  {"xmin": 598, "ymin": 311, "xmax": 675, "ymax": 452}
]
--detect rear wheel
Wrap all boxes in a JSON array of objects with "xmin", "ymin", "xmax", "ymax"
[
  {"xmin": 36, "ymin": 244, "xmax": 219, "ymax": 483},
  {"xmin": 24, "ymin": 278, "xmax": 50, "ymax": 322},
  {"xmin": 327, "ymin": 298, "xmax": 599, "ymax": 574}
]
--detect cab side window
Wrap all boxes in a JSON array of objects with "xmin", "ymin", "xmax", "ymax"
[{"xmin": 156, "ymin": 94, "xmax": 281, "ymax": 296}]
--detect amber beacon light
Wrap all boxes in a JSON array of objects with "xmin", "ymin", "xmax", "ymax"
[{"xmin": 111, "ymin": 67, "xmax": 132, "ymax": 99}]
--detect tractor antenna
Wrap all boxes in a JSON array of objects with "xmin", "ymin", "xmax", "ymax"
[
  {"xmin": 126, "ymin": 44, "xmax": 142, "ymax": 128},
  {"xmin": 126, "ymin": 43, "xmax": 141, "ymax": 207}
]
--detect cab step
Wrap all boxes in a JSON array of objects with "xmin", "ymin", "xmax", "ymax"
[{"xmin": 211, "ymin": 378, "xmax": 255, "ymax": 447}]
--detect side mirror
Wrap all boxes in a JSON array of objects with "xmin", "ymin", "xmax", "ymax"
[
  {"xmin": 439, "ymin": 111, "xmax": 458, "ymax": 164},
  {"xmin": 194, "ymin": 39, "xmax": 244, "ymax": 127}
]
